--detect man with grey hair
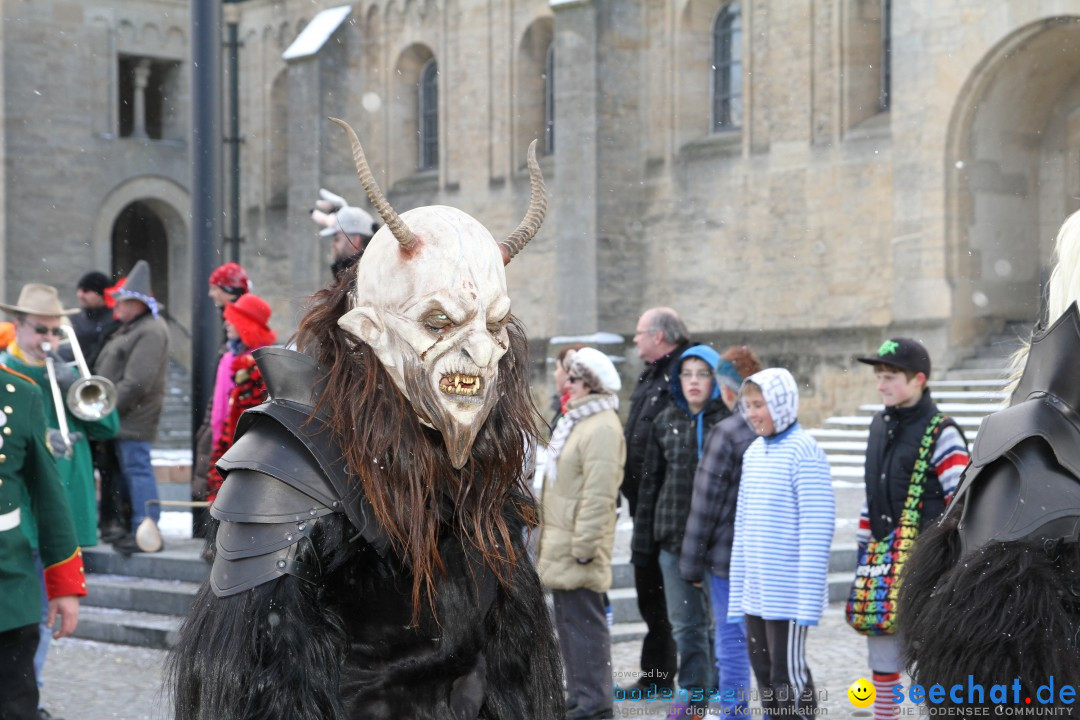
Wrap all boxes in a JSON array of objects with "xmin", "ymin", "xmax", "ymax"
[{"xmin": 623, "ymin": 307, "xmax": 691, "ymax": 693}]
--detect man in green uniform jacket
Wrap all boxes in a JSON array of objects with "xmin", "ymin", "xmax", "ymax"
[
  {"xmin": 0, "ymin": 283, "xmax": 121, "ymax": 547},
  {"xmin": 0, "ymin": 283, "xmax": 114, "ymax": 718},
  {"xmin": 0, "ymin": 362, "xmax": 86, "ymax": 718}
]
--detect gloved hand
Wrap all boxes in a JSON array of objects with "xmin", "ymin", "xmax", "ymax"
[
  {"xmin": 49, "ymin": 355, "xmax": 79, "ymax": 396},
  {"xmin": 312, "ymin": 189, "xmax": 351, "ymax": 233},
  {"xmin": 46, "ymin": 429, "xmax": 83, "ymax": 459},
  {"xmin": 315, "ymin": 188, "xmax": 348, "ymax": 213}
]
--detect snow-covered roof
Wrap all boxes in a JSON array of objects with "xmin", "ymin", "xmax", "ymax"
[{"xmin": 282, "ymin": 5, "xmax": 351, "ymax": 61}]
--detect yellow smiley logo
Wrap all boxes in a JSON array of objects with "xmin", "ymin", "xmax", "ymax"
[{"xmin": 848, "ymin": 678, "xmax": 876, "ymax": 708}]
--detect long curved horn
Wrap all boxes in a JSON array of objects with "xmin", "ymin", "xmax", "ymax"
[
  {"xmin": 500, "ymin": 140, "xmax": 547, "ymax": 265},
  {"xmin": 328, "ymin": 117, "xmax": 418, "ymax": 252}
]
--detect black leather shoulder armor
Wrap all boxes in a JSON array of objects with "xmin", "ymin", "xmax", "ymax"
[
  {"xmin": 949, "ymin": 302, "xmax": 1080, "ymax": 556},
  {"xmin": 209, "ymin": 347, "xmax": 390, "ymax": 597}
]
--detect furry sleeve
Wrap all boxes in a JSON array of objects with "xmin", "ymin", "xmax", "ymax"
[
  {"xmin": 480, "ymin": 525, "xmax": 565, "ymax": 720},
  {"xmin": 899, "ymin": 505, "xmax": 1080, "ymax": 700},
  {"xmin": 168, "ymin": 514, "xmax": 352, "ymax": 720}
]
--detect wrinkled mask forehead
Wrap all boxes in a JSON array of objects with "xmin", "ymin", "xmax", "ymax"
[{"xmin": 354, "ymin": 206, "xmax": 508, "ymax": 309}]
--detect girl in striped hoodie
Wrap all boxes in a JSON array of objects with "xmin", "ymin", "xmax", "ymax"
[{"xmin": 727, "ymin": 368, "xmax": 835, "ymax": 720}]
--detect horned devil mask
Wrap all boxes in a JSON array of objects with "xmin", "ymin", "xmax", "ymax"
[{"xmin": 331, "ymin": 119, "xmax": 546, "ymax": 468}]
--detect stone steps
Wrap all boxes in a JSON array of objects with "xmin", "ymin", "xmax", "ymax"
[
  {"xmin": 811, "ymin": 368, "xmax": 1006, "ymax": 471},
  {"xmin": 83, "ymin": 574, "xmax": 201, "ymax": 617},
  {"xmin": 156, "ymin": 359, "xmax": 192, "ymax": 451},
  {"xmin": 75, "ymin": 606, "xmax": 181, "ymax": 649},
  {"xmin": 76, "ymin": 526, "xmax": 863, "ymax": 649},
  {"xmin": 74, "ymin": 538, "xmax": 206, "ymax": 649}
]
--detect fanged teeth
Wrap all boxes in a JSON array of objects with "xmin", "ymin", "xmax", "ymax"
[{"xmin": 440, "ymin": 373, "xmax": 482, "ymax": 396}]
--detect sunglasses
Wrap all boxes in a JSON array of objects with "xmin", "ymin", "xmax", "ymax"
[{"xmin": 32, "ymin": 325, "xmax": 64, "ymax": 337}]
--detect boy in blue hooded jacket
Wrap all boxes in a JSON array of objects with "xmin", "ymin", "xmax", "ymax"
[{"xmin": 635, "ymin": 345, "xmax": 730, "ymax": 716}]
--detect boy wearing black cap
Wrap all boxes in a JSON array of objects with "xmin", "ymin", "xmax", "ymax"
[{"xmin": 852, "ymin": 338, "xmax": 969, "ymax": 720}]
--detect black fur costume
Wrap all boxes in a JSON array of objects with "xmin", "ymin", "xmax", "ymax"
[
  {"xmin": 899, "ymin": 302, "xmax": 1080, "ymax": 702},
  {"xmin": 168, "ymin": 347, "xmax": 564, "ymax": 719}
]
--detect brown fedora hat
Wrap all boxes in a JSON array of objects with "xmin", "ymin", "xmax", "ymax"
[{"xmin": 0, "ymin": 283, "xmax": 79, "ymax": 317}]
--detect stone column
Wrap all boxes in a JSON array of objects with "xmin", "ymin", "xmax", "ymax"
[
  {"xmin": 552, "ymin": 0, "xmax": 599, "ymax": 335},
  {"xmin": 284, "ymin": 57, "xmax": 324, "ymax": 307},
  {"xmin": 132, "ymin": 58, "xmax": 151, "ymax": 139}
]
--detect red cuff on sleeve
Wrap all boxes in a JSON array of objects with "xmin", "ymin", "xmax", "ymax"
[{"xmin": 44, "ymin": 548, "xmax": 88, "ymax": 599}]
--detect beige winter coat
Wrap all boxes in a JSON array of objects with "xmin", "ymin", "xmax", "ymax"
[{"xmin": 537, "ymin": 396, "xmax": 626, "ymax": 594}]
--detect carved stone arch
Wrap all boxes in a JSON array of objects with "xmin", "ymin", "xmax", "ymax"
[
  {"xmin": 165, "ymin": 26, "xmax": 185, "ymax": 51},
  {"xmin": 277, "ymin": 21, "xmax": 291, "ymax": 50},
  {"xmin": 142, "ymin": 22, "xmax": 162, "ymax": 48},
  {"xmin": 515, "ymin": 16, "xmax": 555, "ymax": 166},
  {"xmin": 93, "ymin": 176, "xmax": 193, "ymax": 363},
  {"xmin": 673, "ymin": 0, "xmax": 726, "ymax": 146},
  {"xmin": 389, "ymin": 43, "xmax": 437, "ymax": 182},
  {"xmin": 945, "ymin": 15, "xmax": 1080, "ymax": 335},
  {"xmin": 117, "ymin": 20, "xmax": 136, "ymax": 45}
]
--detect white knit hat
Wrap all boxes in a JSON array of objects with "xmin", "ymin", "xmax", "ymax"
[{"xmin": 567, "ymin": 347, "xmax": 621, "ymax": 394}]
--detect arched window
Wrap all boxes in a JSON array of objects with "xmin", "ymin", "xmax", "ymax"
[
  {"xmin": 711, "ymin": 3, "xmax": 742, "ymax": 131},
  {"xmin": 419, "ymin": 59, "xmax": 439, "ymax": 170},
  {"xmin": 545, "ymin": 43, "xmax": 555, "ymax": 155},
  {"xmin": 880, "ymin": 0, "xmax": 891, "ymax": 111}
]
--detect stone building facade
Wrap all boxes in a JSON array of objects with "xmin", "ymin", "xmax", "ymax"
[{"xmin": 2, "ymin": 0, "xmax": 1077, "ymax": 421}]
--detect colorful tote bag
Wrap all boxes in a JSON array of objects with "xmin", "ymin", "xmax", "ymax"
[{"xmin": 845, "ymin": 413, "xmax": 945, "ymax": 636}]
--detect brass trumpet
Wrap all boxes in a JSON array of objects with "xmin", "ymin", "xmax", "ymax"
[{"xmin": 58, "ymin": 325, "xmax": 118, "ymax": 422}]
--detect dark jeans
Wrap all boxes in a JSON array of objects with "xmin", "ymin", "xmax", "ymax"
[
  {"xmin": 95, "ymin": 440, "xmax": 130, "ymax": 533},
  {"xmin": 0, "ymin": 624, "xmax": 40, "ymax": 720},
  {"xmin": 744, "ymin": 615, "xmax": 817, "ymax": 720},
  {"xmin": 633, "ymin": 548, "xmax": 677, "ymax": 687},
  {"xmin": 553, "ymin": 588, "xmax": 613, "ymax": 715},
  {"xmin": 657, "ymin": 549, "xmax": 713, "ymax": 691}
]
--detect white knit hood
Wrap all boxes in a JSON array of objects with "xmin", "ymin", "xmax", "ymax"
[{"xmin": 745, "ymin": 367, "xmax": 799, "ymax": 435}]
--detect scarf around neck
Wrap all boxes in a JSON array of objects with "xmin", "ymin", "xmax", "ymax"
[{"xmin": 545, "ymin": 393, "xmax": 619, "ymax": 482}]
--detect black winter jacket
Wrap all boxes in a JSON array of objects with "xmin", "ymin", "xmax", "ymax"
[
  {"xmin": 634, "ymin": 396, "xmax": 730, "ymax": 560},
  {"xmin": 864, "ymin": 389, "xmax": 962, "ymax": 540},
  {"xmin": 621, "ymin": 341, "xmax": 691, "ymax": 517}
]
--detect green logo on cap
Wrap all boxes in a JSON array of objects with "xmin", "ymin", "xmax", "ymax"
[{"xmin": 877, "ymin": 340, "xmax": 900, "ymax": 356}]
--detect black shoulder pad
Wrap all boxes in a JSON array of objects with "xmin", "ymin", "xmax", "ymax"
[
  {"xmin": 210, "ymin": 539, "xmax": 321, "ymax": 597},
  {"xmin": 237, "ymin": 403, "xmax": 391, "ymax": 556},
  {"xmin": 211, "ymin": 469, "xmax": 336, "ymax": 525},
  {"xmin": 216, "ymin": 414, "xmax": 340, "ymax": 510},
  {"xmin": 208, "ymin": 468, "xmax": 331, "ymax": 598}
]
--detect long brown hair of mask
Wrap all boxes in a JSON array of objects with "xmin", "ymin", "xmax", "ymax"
[{"xmin": 295, "ymin": 272, "xmax": 543, "ymax": 623}]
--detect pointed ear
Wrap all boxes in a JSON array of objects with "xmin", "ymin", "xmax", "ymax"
[{"xmin": 337, "ymin": 306, "xmax": 383, "ymax": 346}]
